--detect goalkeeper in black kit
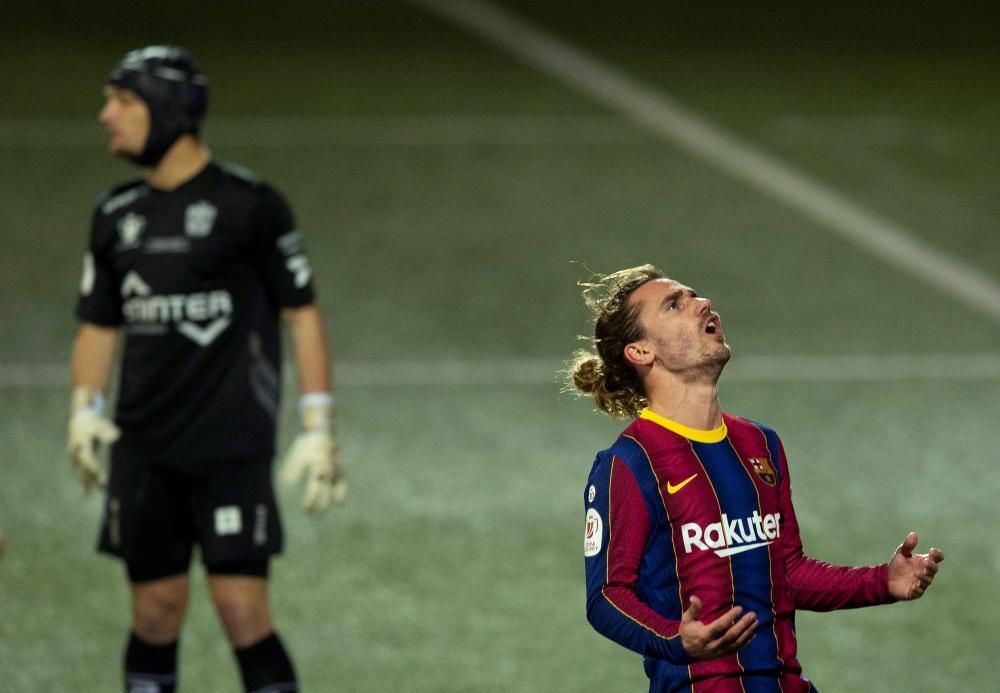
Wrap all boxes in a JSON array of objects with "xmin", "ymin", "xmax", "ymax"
[{"xmin": 69, "ymin": 45, "xmax": 344, "ymax": 693}]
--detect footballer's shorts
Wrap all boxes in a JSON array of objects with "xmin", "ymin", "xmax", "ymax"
[{"xmin": 98, "ymin": 450, "xmax": 283, "ymax": 582}]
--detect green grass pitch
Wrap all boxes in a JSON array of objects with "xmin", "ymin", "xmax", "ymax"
[{"xmin": 1, "ymin": 2, "xmax": 997, "ymax": 690}]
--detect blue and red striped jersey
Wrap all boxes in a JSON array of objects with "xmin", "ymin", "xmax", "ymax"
[{"xmin": 584, "ymin": 409, "xmax": 892, "ymax": 692}]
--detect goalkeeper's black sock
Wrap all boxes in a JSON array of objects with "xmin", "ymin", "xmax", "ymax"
[
  {"xmin": 123, "ymin": 630, "xmax": 178, "ymax": 693},
  {"xmin": 234, "ymin": 631, "xmax": 298, "ymax": 692}
]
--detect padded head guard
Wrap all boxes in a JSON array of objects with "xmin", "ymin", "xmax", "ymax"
[{"xmin": 107, "ymin": 45, "xmax": 208, "ymax": 167}]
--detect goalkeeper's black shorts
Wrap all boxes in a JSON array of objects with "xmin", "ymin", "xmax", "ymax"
[{"xmin": 97, "ymin": 450, "xmax": 283, "ymax": 581}]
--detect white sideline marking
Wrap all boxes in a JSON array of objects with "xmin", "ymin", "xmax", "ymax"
[
  {"xmin": 409, "ymin": 0, "xmax": 1000, "ymax": 323},
  {"xmin": 0, "ymin": 115, "xmax": 648, "ymax": 148},
  {"xmin": 4, "ymin": 354, "xmax": 1000, "ymax": 388}
]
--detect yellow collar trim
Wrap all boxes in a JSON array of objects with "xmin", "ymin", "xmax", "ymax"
[{"xmin": 640, "ymin": 408, "xmax": 727, "ymax": 443}]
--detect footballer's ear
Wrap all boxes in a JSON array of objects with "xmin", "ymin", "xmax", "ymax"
[{"xmin": 624, "ymin": 341, "xmax": 653, "ymax": 367}]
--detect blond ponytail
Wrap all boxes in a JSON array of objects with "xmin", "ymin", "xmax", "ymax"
[{"xmin": 565, "ymin": 264, "xmax": 664, "ymax": 419}]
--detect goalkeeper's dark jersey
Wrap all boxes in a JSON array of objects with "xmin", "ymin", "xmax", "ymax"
[
  {"xmin": 76, "ymin": 161, "xmax": 315, "ymax": 465},
  {"xmin": 584, "ymin": 409, "xmax": 892, "ymax": 692}
]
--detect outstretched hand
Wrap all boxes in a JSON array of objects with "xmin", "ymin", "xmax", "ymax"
[
  {"xmin": 680, "ymin": 595, "xmax": 757, "ymax": 660},
  {"xmin": 887, "ymin": 532, "xmax": 944, "ymax": 600}
]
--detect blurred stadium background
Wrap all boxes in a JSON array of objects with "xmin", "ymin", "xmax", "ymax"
[{"xmin": 1, "ymin": 1, "xmax": 997, "ymax": 690}]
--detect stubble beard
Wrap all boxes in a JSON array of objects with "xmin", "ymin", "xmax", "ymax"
[
  {"xmin": 656, "ymin": 334, "xmax": 731, "ymax": 384},
  {"xmin": 700, "ymin": 341, "xmax": 731, "ymax": 383}
]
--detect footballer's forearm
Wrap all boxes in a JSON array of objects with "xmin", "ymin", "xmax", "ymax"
[
  {"xmin": 71, "ymin": 323, "xmax": 120, "ymax": 393},
  {"xmin": 785, "ymin": 550, "xmax": 892, "ymax": 611},
  {"xmin": 283, "ymin": 303, "xmax": 332, "ymax": 395}
]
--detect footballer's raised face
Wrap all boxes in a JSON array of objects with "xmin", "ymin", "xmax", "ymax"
[
  {"xmin": 625, "ymin": 278, "xmax": 730, "ymax": 378},
  {"xmin": 99, "ymin": 85, "xmax": 151, "ymax": 158}
]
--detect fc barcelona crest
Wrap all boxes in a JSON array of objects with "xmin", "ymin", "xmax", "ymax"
[
  {"xmin": 185, "ymin": 200, "xmax": 217, "ymax": 238},
  {"xmin": 748, "ymin": 457, "xmax": 776, "ymax": 486}
]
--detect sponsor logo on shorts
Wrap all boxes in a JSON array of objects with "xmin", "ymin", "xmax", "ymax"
[
  {"xmin": 253, "ymin": 504, "xmax": 268, "ymax": 546},
  {"xmin": 214, "ymin": 506, "xmax": 242, "ymax": 536}
]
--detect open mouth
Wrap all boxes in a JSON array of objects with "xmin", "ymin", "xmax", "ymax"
[{"xmin": 705, "ymin": 315, "xmax": 721, "ymax": 335}]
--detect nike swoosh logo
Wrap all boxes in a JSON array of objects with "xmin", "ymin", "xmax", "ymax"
[{"xmin": 666, "ymin": 473, "xmax": 698, "ymax": 495}]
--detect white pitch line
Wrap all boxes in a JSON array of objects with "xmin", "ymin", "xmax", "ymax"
[
  {"xmin": 0, "ymin": 115, "xmax": 649, "ymax": 148},
  {"xmin": 3, "ymin": 354, "xmax": 1000, "ymax": 389},
  {"xmin": 1, "ymin": 114, "xmax": 975, "ymax": 150},
  {"xmin": 409, "ymin": 0, "xmax": 1000, "ymax": 324},
  {"xmin": 766, "ymin": 116, "xmax": 970, "ymax": 149}
]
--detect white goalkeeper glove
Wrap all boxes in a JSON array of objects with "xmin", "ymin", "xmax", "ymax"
[
  {"xmin": 280, "ymin": 393, "xmax": 346, "ymax": 515},
  {"xmin": 68, "ymin": 386, "xmax": 120, "ymax": 493}
]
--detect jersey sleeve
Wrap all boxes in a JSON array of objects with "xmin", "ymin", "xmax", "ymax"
[
  {"xmin": 75, "ymin": 206, "xmax": 123, "ymax": 326},
  {"xmin": 584, "ymin": 454, "xmax": 693, "ymax": 664},
  {"xmin": 250, "ymin": 185, "xmax": 316, "ymax": 308},
  {"xmin": 774, "ymin": 437, "xmax": 893, "ymax": 610}
]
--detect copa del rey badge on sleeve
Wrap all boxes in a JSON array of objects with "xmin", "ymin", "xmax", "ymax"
[{"xmin": 584, "ymin": 507, "xmax": 602, "ymax": 557}]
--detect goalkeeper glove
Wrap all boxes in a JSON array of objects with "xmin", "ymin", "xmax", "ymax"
[
  {"xmin": 280, "ymin": 393, "xmax": 346, "ymax": 515},
  {"xmin": 68, "ymin": 386, "xmax": 120, "ymax": 493}
]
